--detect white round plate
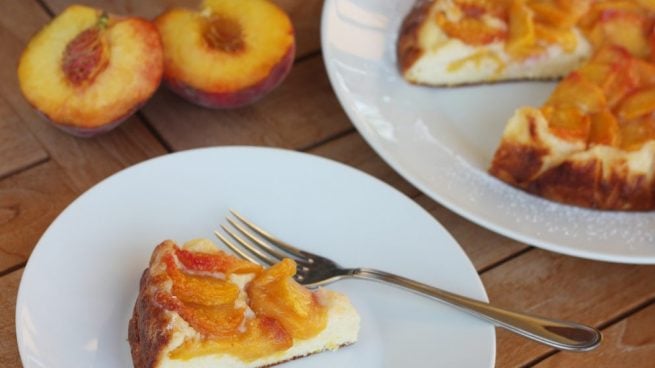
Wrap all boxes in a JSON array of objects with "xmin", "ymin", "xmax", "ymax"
[
  {"xmin": 321, "ymin": 0, "xmax": 655, "ymax": 264},
  {"xmin": 16, "ymin": 147, "xmax": 494, "ymax": 368}
]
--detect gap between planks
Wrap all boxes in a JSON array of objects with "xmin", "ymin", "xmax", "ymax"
[
  {"xmin": 0, "ymin": 156, "xmax": 49, "ymax": 182},
  {"xmin": 0, "ymin": 262, "xmax": 27, "ymax": 278}
]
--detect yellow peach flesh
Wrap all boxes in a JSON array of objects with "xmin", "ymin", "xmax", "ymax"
[
  {"xmin": 155, "ymin": 0, "xmax": 294, "ymax": 94},
  {"xmin": 17, "ymin": 5, "xmax": 163, "ymax": 130}
]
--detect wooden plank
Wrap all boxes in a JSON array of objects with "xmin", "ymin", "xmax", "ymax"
[
  {"xmin": 142, "ymin": 56, "xmax": 353, "ymax": 151},
  {"xmin": 0, "ymin": 0, "xmax": 168, "ymax": 193},
  {"xmin": 41, "ymin": 0, "xmax": 323, "ymax": 58},
  {"xmin": 0, "ymin": 269, "xmax": 22, "ymax": 368},
  {"xmin": 0, "ymin": 161, "xmax": 78, "ymax": 272},
  {"xmin": 535, "ymin": 302, "xmax": 655, "ymax": 367},
  {"xmin": 0, "ymin": 95, "xmax": 48, "ymax": 180},
  {"xmin": 482, "ymin": 250, "xmax": 655, "ymax": 367},
  {"xmin": 414, "ymin": 196, "xmax": 529, "ymax": 272},
  {"xmin": 308, "ymin": 132, "xmax": 420, "ymax": 197}
]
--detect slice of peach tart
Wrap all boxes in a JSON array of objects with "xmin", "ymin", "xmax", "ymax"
[
  {"xmin": 490, "ymin": 45, "xmax": 655, "ymax": 210},
  {"xmin": 398, "ymin": 0, "xmax": 594, "ymax": 86},
  {"xmin": 129, "ymin": 239, "xmax": 360, "ymax": 368}
]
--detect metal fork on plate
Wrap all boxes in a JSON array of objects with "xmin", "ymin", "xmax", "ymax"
[{"xmin": 214, "ymin": 210, "xmax": 602, "ymax": 352}]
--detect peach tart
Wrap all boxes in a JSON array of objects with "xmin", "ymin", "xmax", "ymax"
[
  {"xmin": 18, "ymin": 5, "xmax": 163, "ymax": 137},
  {"xmin": 154, "ymin": 0, "xmax": 295, "ymax": 108},
  {"xmin": 398, "ymin": 0, "xmax": 655, "ymax": 210},
  {"xmin": 128, "ymin": 239, "xmax": 360, "ymax": 368}
]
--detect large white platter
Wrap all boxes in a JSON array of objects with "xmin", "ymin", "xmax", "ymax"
[{"xmin": 321, "ymin": 0, "xmax": 655, "ymax": 263}]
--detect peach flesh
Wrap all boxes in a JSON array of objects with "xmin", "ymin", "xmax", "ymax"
[{"xmin": 165, "ymin": 43, "xmax": 295, "ymax": 109}]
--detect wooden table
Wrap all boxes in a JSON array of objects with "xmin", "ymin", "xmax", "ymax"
[{"xmin": 1, "ymin": 1, "xmax": 654, "ymax": 367}]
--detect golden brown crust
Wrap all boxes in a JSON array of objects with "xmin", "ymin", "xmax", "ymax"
[
  {"xmin": 128, "ymin": 241, "xmax": 175, "ymax": 368},
  {"xmin": 490, "ymin": 141, "xmax": 655, "ymax": 211},
  {"xmin": 396, "ymin": 0, "xmax": 434, "ymax": 74}
]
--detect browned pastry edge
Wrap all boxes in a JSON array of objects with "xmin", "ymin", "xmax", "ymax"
[
  {"xmin": 489, "ymin": 140, "xmax": 655, "ymax": 211},
  {"xmin": 129, "ymin": 268, "xmax": 172, "ymax": 368},
  {"xmin": 396, "ymin": 0, "xmax": 434, "ymax": 74}
]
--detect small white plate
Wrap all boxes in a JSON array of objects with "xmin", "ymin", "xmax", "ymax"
[
  {"xmin": 321, "ymin": 0, "xmax": 655, "ymax": 263},
  {"xmin": 16, "ymin": 147, "xmax": 494, "ymax": 368}
]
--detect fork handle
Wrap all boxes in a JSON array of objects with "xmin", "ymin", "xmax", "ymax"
[{"xmin": 346, "ymin": 267, "xmax": 601, "ymax": 352}]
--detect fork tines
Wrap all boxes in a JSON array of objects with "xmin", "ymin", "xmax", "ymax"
[{"xmin": 215, "ymin": 210, "xmax": 309, "ymax": 268}]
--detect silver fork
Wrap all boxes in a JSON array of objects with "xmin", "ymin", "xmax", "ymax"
[{"xmin": 215, "ymin": 210, "xmax": 602, "ymax": 352}]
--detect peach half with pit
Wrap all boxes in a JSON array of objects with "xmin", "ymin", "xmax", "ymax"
[
  {"xmin": 155, "ymin": 0, "xmax": 295, "ymax": 109},
  {"xmin": 18, "ymin": 5, "xmax": 163, "ymax": 137}
]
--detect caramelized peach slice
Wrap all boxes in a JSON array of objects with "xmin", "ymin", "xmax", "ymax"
[
  {"xmin": 529, "ymin": 0, "xmax": 579, "ymax": 28},
  {"xmin": 617, "ymin": 86, "xmax": 655, "ymax": 120},
  {"xmin": 585, "ymin": 11, "xmax": 650, "ymax": 58},
  {"xmin": 630, "ymin": 59, "xmax": 655, "ymax": 87},
  {"xmin": 547, "ymin": 72, "xmax": 607, "ymax": 113},
  {"xmin": 589, "ymin": 110, "xmax": 621, "ymax": 146},
  {"xmin": 506, "ymin": 0, "xmax": 536, "ymax": 58},
  {"xmin": 542, "ymin": 105, "xmax": 591, "ymax": 141},
  {"xmin": 578, "ymin": 1, "xmax": 642, "ymax": 30},
  {"xmin": 175, "ymin": 248, "xmax": 262, "ymax": 275},
  {"xmin": 17, "ymin": 5, "xmax": 163, "ymax": 136},
  {"xmin": 437, "ymin": 14, "xmax": 507, "ymax": 46},
  {"xmin": 155, "ymin": 0, "xmax": 295, "ymax": 108},
  {"xmin": 635, "ymin": 0, "xmax": 655, "ymax": 11},
  {"xmin": 247, "ymin": 258, "xmax": 327, "ymax": 340},
  {"xmin": 619, "ymin": 117, "xmax": 655, "ymax": 150},
  {"xmin": 179, "ymin": 304, "xmax": 246, "ymax": 338},
  {"xmin": 534, "ymin": 24, "xmax": 577, "ymax": 52},
  {"xmin": 165, "ymin": 255, "xmax": 240, "ymax": 306}
]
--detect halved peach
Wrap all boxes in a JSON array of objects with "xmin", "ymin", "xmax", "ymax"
[
  {"xmin": 155, "ymin": 0, "xmax": 295, "ymax": 108},
  {"xmin": 17, "ymin": 5, "xmax": 163, "ymax": 137}
]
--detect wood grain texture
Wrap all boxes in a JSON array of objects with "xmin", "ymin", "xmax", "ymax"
[
  {"xmin": 0, "ymin": 269, "xmax": 22, "ymax": 368},
  {"xmin": 483, "ymin": 250, "xmax": 655, "ymax": 367},
  {"xmin": 40, "ymin": 0, "xmax": 323, "ymax": 58},
  {"xmin": 0, "ymin": 95, "xmax": 47, "ymax": 180},
  {"xmin": 0, "ymin": 0, "xmax": 168, "ymax": 193},
  {"xmin": 0, "ymin": 161, "xmax": 78, "ymax": 272},
  {"xmin": 414, "ymin": 196, "xmax": 529, "ymax": 272},
  {"xmin": 536, "ymin": 302, "xmax": 655, "ymax": 368},
  {"xmin": 308, "ymin": 132, "xmax": 420, "ymax": 197},
  {"xmin": 142, "ymin": 57, "xmax": 353, "ymax": 151}
]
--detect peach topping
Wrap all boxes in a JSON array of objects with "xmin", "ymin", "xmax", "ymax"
[
  {"xmin": 161, "ymin": 247, "xmax": 327, "ymax": 362},
  {"xmin": 541, "ymin": 46, "xmax": 655, "ymax": 150},
  {"xmin": 435, "ymin": 0, "xmax": 593, "ymax": 58}
]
